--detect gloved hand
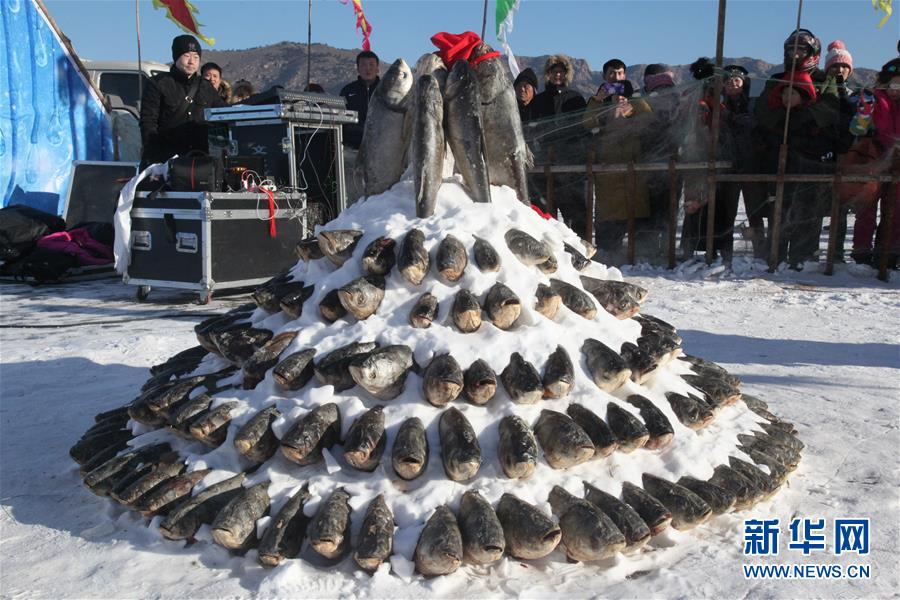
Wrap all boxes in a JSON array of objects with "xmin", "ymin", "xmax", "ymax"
[{"xmin": 821, "ymin": 76, "xmax": 839, "ymax": 98}]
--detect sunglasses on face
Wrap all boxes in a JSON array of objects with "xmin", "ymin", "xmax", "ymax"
[{"xmin": 786, "ymin": 45, "xmax": 812, "ymax": 56}]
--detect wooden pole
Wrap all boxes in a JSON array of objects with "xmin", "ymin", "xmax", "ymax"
[
  {"xmin": 704, "ymin": 0, "xmax": 727, "ymax": 264},
  {"xmin": 585, "ymin": 150, "xmax": 595, "ymax": 243},
  {"xmin": 545, "ymin": 147, "xmax": 556, "ymax": 216},
  {"xmin": 768, "ymin": 0, "xmax": 804, "ymax": 272},
  {"xmin": 136, "ymin": 0, "xmax": 143, "ymax": 106},
  {"xmin": 627, "ymin": 160, "xmax": 636, "ymax": 265},
  {"xmin": 824, "ymin": 168, "xmax": 842, "ymax": 275},
  {"xmin": 306, "ymin": 0, "xmax": 313, "ymax": 90},
  {"xmin": 668, "ymin": 155, "xmax": 678, "ymax": 269}
]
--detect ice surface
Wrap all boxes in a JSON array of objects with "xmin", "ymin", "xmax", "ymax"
[{"xmin": 0, "ymin": 179, "xmax": 897, "ymax": 598}]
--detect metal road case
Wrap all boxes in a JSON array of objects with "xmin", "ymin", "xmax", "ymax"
[
  {"xmin": 124, "ymin": 191, "xmax": 307, "ymax": 302},
  {"xmin": 206, "ymin": 101, "xmax": 355, "ymax": 219}
]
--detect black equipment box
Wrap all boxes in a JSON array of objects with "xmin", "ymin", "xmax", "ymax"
[
  {"xmin": 124, "ymin": 191, "xmax": 307, "ymax": 302},
  {"xmin": 206, "ymin": 101, "xmax": 354, "ymax": 222},
  {"xmin": 64, "ymin": 160, "xmax": 138, "ymax": 227}
]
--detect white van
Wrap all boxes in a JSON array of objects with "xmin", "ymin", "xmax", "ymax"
[{"xmin": 82, "ymin": 59, "xmax": 170, "ymax": 110}]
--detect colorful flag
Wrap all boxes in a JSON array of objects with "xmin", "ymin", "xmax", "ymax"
[
  {"xmin": 495, "ymin": 0, "xmax": 521, "ymax": 76},
  {"xmin": 872, "ymin": 0, "xmax": 892, "ymax": 27},
  {"xmin": 339, "ymin": 0, "xmax": 373, "ymax": 51},
  {"xmin": 152, "ymin": 0, "xmax": 215, "ymax": 45}
]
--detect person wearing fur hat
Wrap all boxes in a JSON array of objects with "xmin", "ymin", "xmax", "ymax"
[
  {"xmin": 533, "ymin": 55, "xmax": 586, "ymax": 118},
  {"xmin": 139, "ymin": 34, "xmax": 226, "ymax": 168},
  {"xmin": 514, "ymin": 67, "xmax": 539, "ymax": 123},
  {"xmin": 531, "ymin": 55, "xmax": 588, "ymax": 236}
]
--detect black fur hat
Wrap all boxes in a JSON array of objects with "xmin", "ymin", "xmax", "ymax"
[{"xmin": 690, "ymin": 57, "xmax": 716, "ymax": 80}]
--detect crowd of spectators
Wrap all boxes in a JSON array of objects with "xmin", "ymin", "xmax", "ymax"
[
  {"xmin": 513, "ymin": 30, "xmax": 899, "ymax": 270},
  {"xmin": 139, "ymin": 31, "xmax": 899, "ymax": 270}
]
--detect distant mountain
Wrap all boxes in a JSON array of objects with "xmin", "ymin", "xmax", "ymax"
[{"xmin": 204, "ymin": 41, "xmax": 877, "ymax": 99}]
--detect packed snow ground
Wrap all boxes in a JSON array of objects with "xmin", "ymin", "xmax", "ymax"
[{"xmin": 1, "ymin": 185, "xmax": 898, "ymax": 599}]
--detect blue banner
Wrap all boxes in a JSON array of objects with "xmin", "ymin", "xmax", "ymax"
[{"xmin": 0, "ymin": 0, "xmax": 113, "ymax": 215}]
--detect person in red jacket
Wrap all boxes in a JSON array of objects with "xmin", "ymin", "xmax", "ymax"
[
  {"xmin": 754, "ymin": 30, "xmax": 842, "ymax": 269},
  {"xmin": 852, "ymin": 58, "xmax": 900, "ymax": 267}
]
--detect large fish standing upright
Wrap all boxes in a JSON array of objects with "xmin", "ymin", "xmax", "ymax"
[
  {"xmin": 444, "ymin": 60, "xmax": 491, "ymax": 204},
  {"xmin": 406, "ymin": 54, "xmax": 451, "ymax": 218},
  {"xmin": 472, "ymin": 43, "xmax": 533, "ymax": 206},
  {"xmin": 412, "ymin": 73, "xmax": 445, "ymax": 218},
  {"xmin": 357, "ymin": 59, "xmax": 414, "ymax": 197}
]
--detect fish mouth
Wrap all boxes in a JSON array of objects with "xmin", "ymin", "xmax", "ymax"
[
  {"xmin": 344, "ymin": 450, "xmax": 369, "ymax": 465},
  {"xmin": 312, "ymin": 537, "xmax": 342, "ymax": 555},
  {"xmin": 258, "ymin": 552, "xmax": 282, "ymax": 567},
  {"xmin": 355, "ymin": 556, "xmax": 382, "ymax": 571},
  {"xmin": 542, "ymin": 529, "xmax": 562, "ymax": 544},
  {"xmin": 347, "ymin": 365, "xmax": 364, "ymax": 382}
]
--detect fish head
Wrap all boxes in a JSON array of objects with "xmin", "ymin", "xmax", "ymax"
[
  {"xmin": 349, "ymin": 349, "xmax": 407, "ymax": 391},
  {"xmin": 380, "ymin": 58, "xmax": 413, "ymax": 108},
  {"xmin": 472, "ymin": 48, "xmax": 509, "ymax": 101},
  {"xmin": 414, "ymin": 53, "xmax": 446, "ymax": 78},
  {"xmin": 445, "ymin": 59, "xmax": 474, "ymax": 98}
]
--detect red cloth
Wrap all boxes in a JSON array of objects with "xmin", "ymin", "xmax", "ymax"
[
  {"xmin": 530, "ymin": 204, "xmax": 554, "ymax": 220},
  {"xmin": 768, "ymin": 70, "xmax": 817, "ymax": 109},
  {"xmin": 430, "ymin": 31, "xmax": 499, "ymax": 68},
  {"xmin": 36, "ymin": 228, "xmax": 113, "ymax": 266}
]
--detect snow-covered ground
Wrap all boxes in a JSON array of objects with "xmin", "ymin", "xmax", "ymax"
[{"xmin": 1, "ymin": 188, "xmax": 898, "ymax": 599}]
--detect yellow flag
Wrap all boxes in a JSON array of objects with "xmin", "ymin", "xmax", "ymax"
[{"xmin": 873, "ymin": 0, "xmax": 892, "ymax": 28}]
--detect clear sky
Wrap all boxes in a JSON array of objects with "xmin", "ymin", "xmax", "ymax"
[{"xmin": 45, "ymin": 0, "xmax": 898, "ymax": 72}]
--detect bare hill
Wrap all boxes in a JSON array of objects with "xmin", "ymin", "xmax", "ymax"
[{"xmin": 203, "ymin": 41, "xmax": 877, "ymax": 98}]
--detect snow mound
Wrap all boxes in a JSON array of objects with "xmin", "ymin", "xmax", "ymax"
[{"xmin": 70, "ymin": 180, "xmax": 802, "ymax": 584}]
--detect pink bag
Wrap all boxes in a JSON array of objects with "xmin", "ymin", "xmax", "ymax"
[{"xmin": 36, "ymin": 228, "xmax": 114, "ymax": 266}]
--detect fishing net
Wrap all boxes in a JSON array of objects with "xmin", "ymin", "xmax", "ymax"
[{"xmin": 520, "ymin": 73, "xmax": 895, "ymax": 266}]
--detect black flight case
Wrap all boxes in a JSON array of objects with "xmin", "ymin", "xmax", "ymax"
[{"xmin": 124, "ymin": 191, "xmax": 307, "ymax": 302}]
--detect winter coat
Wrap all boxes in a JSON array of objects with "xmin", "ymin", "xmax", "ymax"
[
  {"xmin": 139, "ymin": 66, "xmax": 226, "ymax": 166},
  {"xmin": 582, "ymin": 97, "xmax": 651, "ymax": 221},
  {"xmin": 532, "ymin": 83, "xmax": 586, "ymax": 119},
  {"xmin": 754, "ymin": 70, "xmax": 841, "ymax": 173},
  {"xmin": 339, "ymin": 76, "xmax": 380, "ymax": 149},
  {"xmin": 872, "ymin": 89, "xmax": 900, "ymax": 154},
  {"xmin": 518, "ymin": 98, "xmax": 540, "ymax": 124},
  {"xmin": 533, "ymin": 54, "xmax": 585, "ymax": 118},
  {"xmin": 722, "ymin": 93, "xmax": 759, "ymax": 173}
]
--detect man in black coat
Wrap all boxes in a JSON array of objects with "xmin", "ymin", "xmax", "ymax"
[
  {"xmin": 339, "ymin": 50, "xmax": 380, "ymax": 150},
  {"xmin": 139, "ymin": 35, "xmax": 226, "ymax": 168},
  {"xmin": 531, "ymin": 55, "xmax": 588, "ymax": 236}
]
